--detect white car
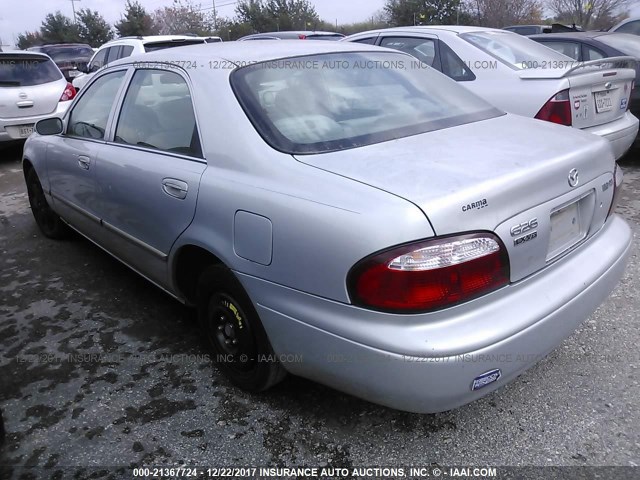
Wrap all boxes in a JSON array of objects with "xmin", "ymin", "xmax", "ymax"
[
  {"xmin": 345, "ymin": 26, "xmax": 639, "ymax": 160},
  {"xmin": 0, "ymin": 51, "xmax": 75, "ymax": 143},
  {"xmin": 72, "ymin": 35, "xmax": 207, "ymax": 91},
  {"xmin": 610, "ymin": 17, "xmax": 640, "ymax": 36}
]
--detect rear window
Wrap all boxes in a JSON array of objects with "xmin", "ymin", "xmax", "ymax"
[
  {"xmin": 596, "ymin": 34, "xmax": 640, "ymax": 58},
  {"xmin": 43, "ymin": 46, "xmax": 94, "ymax": 62},
  {"xmin": 231, "ymin": 52, "xmax": 501, "ymax": 154},
  {"xmin": 461, "ymin": 31, "xmax": 571, "ymax": 70},
  {"xmin": 143, "ymin": 40, "xmax": 206, "ymax": 52},
  {"xmin": 0, "ymin": 55, "xmax": 62, "ymax": 86},
  {"xmin": 307, "ymin": 34, "xmax": 345, "ymax": 41}
]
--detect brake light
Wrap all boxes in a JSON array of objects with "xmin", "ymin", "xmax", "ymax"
[
  {"xmin": 348, "ymin": 233, "xmax": 510, "ymax": 313},
  {"xmin": 298, "ymin": 34, "xmax": 307, "ymax": 40},
  {"xmin": 60, "ymin": 83, "xmax": 76, "ymax": 102},
  {"xmin": 535, "ymin": 90, "xmax": 572, "ymax": 126}
]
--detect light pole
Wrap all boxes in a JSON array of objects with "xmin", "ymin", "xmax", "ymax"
[
  {"xmin": 69, "ymin": 0, "xmax": 81, "ymax": 24},
  {"xmin": 212, "ymin": 0, "xmax": 218, "ymax": 31}
]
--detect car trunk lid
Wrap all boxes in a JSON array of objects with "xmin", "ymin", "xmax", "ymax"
[
  {"xmin": 519, "ymin": 57, "xmax": 636, "ymax": 129},
  {"xmin": 294, "ymin": 114, "xmax": 616, "ymax": 282},
  {"xmin": 0, "ymin": 54, "xmax": 65, "ymax": 118}
]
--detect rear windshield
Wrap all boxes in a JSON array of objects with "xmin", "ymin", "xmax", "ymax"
[
  {"xmin": 44, "ymin": 46, "xmax": 94, "ymax": 62},
  {"xmin": 307, "ymin": 34, "xmax": 345, "ymax": 41},
  {"xmin": 461, "ymin": 31, "xmax": 571, "ymax": 69},
  {"xmin": 596, "ymin": 34, "xmax": 640, "ymax": 58},
  {"xmin": 0, "ymin": 55, "xmax": 62, "ymax": 86},
  {"xmin": 231, "ymin": 52, "xmax": 502, "ymax": 154},
  {"xmin": 144, "ymin": 40, "xmax": 206, "ymax": 52}
]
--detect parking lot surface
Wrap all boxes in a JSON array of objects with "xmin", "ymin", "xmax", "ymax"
[{"xmin": 0, "ymin": 142, "xmax": 639, "ymax": 474}]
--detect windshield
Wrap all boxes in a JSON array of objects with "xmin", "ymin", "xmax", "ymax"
[
  {"xmin": 144, "ymin": 40, "xmax": 206, "ymax": 52},
  {"xmin": 231, "ymin": 52, "xmax": 501, "ymax": 154},
  {"xmin": 0, "ymin": 55, "xmax": 62, "ymax": 86},
  {"xmin": 461, "ymin": 31, "xmax": 571, "ymax": 70},
  {"xmin": 596, "ymin": 34, "xmax": 640, "ymax": 58}
]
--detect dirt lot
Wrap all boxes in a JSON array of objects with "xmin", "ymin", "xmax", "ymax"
[{"xmin": 1, "ymin": 142, "xmax": 639, "ymax": 476}]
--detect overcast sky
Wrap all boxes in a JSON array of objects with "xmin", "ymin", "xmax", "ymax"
[
  {"xmin": 2, "ymin": 0, "xmax": 640, "ymax": 48},
  {"xmin": 0, "ymin": 0, "xmax": 387, "ymax": 47}
]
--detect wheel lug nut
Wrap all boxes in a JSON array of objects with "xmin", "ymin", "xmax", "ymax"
[
  {"xmin": 225, "ymin": 339, "xmax": 231, "ymax": 345},
  {"xmin": 218, "ymin": 325, "xmax": 224, "ymax": 331},
  {"xmin": 232, "ymin": 339, "xmax": 238, "ymax": 345}
]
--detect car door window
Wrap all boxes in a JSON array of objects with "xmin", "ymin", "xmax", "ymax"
[
  {"xmin": 353, "ymin": 37, "xmax": 377, "ymax": 45},
  {"xmin": 380, "ymin": 36, "xmax": 437, "ymax": 67},
  {"xmin": 439, "ymin": 41, "xmax": 476, "ymax": 81},
  {"xmin": 106, "ymin": 46, "xmax": 122, "ymax": 64},
  {"xmin": 114, "ymin": 69, "xmax": 202, "ymax": 158},
  {"xmin": 583, "ymin": 45, "xmax": 605, "ymax": 61},
  {"xmin": 540, "ymin": 41, "xmax": 581, "ymax": 60},
  {"xmin": 615, "ymin": 20, "xmax": 640, "ymax": 35},
  {"xmin": 68, "ymin": 71, "xmax": 126, "ymax": 140},
  {"xmin": 120, "ymin": 45, "xmax": 134, "ymax": 59},
  {"xmin": 88, "ymin": 48, "xmax": 108, "ymax": 71}
]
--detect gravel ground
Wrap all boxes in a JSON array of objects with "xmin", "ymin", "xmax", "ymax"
[{"xmin": 0, "ymin": 142, "xmax": 639, "ymax": 477}]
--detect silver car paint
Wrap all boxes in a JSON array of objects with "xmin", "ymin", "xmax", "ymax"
[
  {"xmin": 23, "ymin": 42, "xmax": 632, "ymax": 412},
  {"xmin": 0, "ymin": 52, "xmax": 71, "ymax": 142}
]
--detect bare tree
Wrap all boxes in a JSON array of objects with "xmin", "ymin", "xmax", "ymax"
[
  {"xmin": 468, "ymin": 0, "xmax": 544, "ymax": 28},
  {"xmin": 546, "ymin": 0, "xmax": 630, "ymax": 30}
]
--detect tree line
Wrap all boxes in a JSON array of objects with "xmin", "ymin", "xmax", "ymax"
[{"xmin": 16, "ymin": 0, "xmax": 632, "ymax": 49}]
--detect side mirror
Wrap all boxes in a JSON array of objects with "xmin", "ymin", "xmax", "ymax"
[
  {"xmin": 35, "ymin": 118, "xmax": 63, "ymax": 136},
  {"xmin": 89, "ymin": 63, "xmax": 101, "ymax": 73},
  {"xmin": 77, "ymin": 63, "xmax": 89, "ymax": 74}
]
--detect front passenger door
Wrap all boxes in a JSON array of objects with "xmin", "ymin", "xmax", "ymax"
[{"xmin": 47, "ymin": 70, "xmax": 127, "ymax": 237}]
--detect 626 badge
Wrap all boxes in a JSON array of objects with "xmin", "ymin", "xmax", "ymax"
[{"xmin": 511, "ymin": 218, "xmax": 538, "ymax": 247}]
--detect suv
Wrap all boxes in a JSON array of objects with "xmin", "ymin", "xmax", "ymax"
[
  {"xmin": 72, "ymin": 35, "xmax": 207, "ymax": 90},
  {"xmin": 27, "ymin": 43, "xmax": 94, "ymax": 82}
]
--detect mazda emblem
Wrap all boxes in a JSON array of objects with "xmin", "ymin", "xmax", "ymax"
[{"xmin": 568, "ymin": 168, "xmax": 579, "ymax": 188}]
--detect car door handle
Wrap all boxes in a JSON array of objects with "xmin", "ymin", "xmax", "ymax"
[
  {"xmin": 78, "ymin": 156, "xmax": 91, "ymax": 170},
  {"xmin": 162, "ymin": 178, "xmax": 188, "ymax": 199}
]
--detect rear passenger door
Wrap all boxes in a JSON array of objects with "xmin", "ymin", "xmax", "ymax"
[{"xmin": 95, "ymin": 68, "xmax": 206, "ymax": 288}]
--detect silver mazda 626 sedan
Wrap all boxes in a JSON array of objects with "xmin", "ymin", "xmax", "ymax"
[{"xmin": 23, "ymin": 41, "xmax": 631, "ymax": 413}]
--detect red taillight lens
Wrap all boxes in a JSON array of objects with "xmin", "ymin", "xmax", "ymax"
[
  {"xmin": 348, "ymin": 233, "xmax": 510, "ymax": 314},
  {"xmin": 298, "ymin": 34, "xmax": 307, "ymax": 39},
  {"xmin": 60, "ymin": 83, "xmax": 76, "ymax": 102},
  {"xmin": 535, "ymin": 90, "xmax": 572, "ymax": 126}
]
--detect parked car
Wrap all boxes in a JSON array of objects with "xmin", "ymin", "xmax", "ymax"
[
  {"xmin": 0, "ymin": 51, "xmax": 75, "ymax": 143},
  {"xmin": 24, "ymin": 41, "xmax": 630, "ymax": 413},
  {"xmin": 504, "ymin": 24, "xmax": 584, "ymax": 36},
  {"xmin": 344, "ymin": 26, "xmax": 638, "ymax": 160},
  {"xmin": 530, "ymin": 32, "xmax": 640, "ymax": 123},
  {"xmin": 238, "ymin": 31, "xmax": 345, "ymax": 41},
  {"xmin": 27, "ymin": 43, "xmax": 93, "ymax": 82},
  {"xmin": 72, "ymin": 35, "xmax": 208, "ymax": 91},
  {"xmin": 610, "ymin": 17, "xmax": 640, "ymax": 35}
]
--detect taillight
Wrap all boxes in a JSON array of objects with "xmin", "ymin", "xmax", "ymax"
[
  {"xmin": 535, "ymin": 90, "xmax": 572, "ymax": 126},
  {"xmin": 60, "ymin": 83, "xmax": 76, "ymax": 102},
  {"xmin": 348, "ymin": 233, "xmax": 510, "ymax": 314},
  {"xmin": 608, "ymin": 164, "xmax": 623, "ymax": 218},
  {"xmin": 298, "ymin": 34, "xmax": 307, "ymax": 40}
]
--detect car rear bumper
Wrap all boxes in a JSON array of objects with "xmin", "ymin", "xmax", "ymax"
[
  {"xmin": 0, "ymin": 102, "xmax": 70, "ymax": 142},
  {"xmin": 584, "ymin": 111, "xmax": 639, "ymax": 160},
  {"xmin": 238, "ymin": 215, "xmax": 631, "ymax": 413}
]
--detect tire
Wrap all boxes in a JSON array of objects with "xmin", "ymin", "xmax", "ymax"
[
  {"xmin": 26, "ymin": 168, "xmax": 69, "ymax": 239},
  {"xmin": 196, "ymin": 265, "xmax": 286, "ymax": 392}
]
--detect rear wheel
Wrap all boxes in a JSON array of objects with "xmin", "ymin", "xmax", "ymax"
[
  {"xmin": 196, "ymin": 265, "xmax": 286, "ymax": 392},
  {"xmin": 26, "ymin": 168, "xmax": 69, "ymax": 239}
]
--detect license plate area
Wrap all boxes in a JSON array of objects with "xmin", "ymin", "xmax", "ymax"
[
  {"xmin": 594, "ymin": 90, "xmax": 614, "ymax": 113},
  {"xmin": 547, "ymin": 193, "xmax": 593, "ymax": 261},
  {"xmin": 19, "ymin": 125, "xmax": 34, "ymax": 137}
]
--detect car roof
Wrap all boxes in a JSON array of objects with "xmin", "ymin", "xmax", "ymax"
[
  {"xmin": 105, "ymin": 35, "xmax": 207, "ymax": 46},
  {"xmin": 347, "ymin": 25, "xmax": 505, "ymax": 37},
  {"xmin": 111, "ymin": 40, "xmax": 391, "ymax": 68},
  {"xmin": 2, "ymin": 51, "xmax": 51, "ymax": 58}
]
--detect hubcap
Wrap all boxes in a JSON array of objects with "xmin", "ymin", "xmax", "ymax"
[{"xmin": 207, "ymin": 294, "xmax": 256, "ymax": 373}]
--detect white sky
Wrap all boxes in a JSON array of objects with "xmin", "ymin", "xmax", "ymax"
[
  {"xmin": 1, "ymin": 0, "xmax": 640, "ymax": 48},
  {"xmin": 0, "ymin": 0, "xmax": 387, "ymax": 47}
]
